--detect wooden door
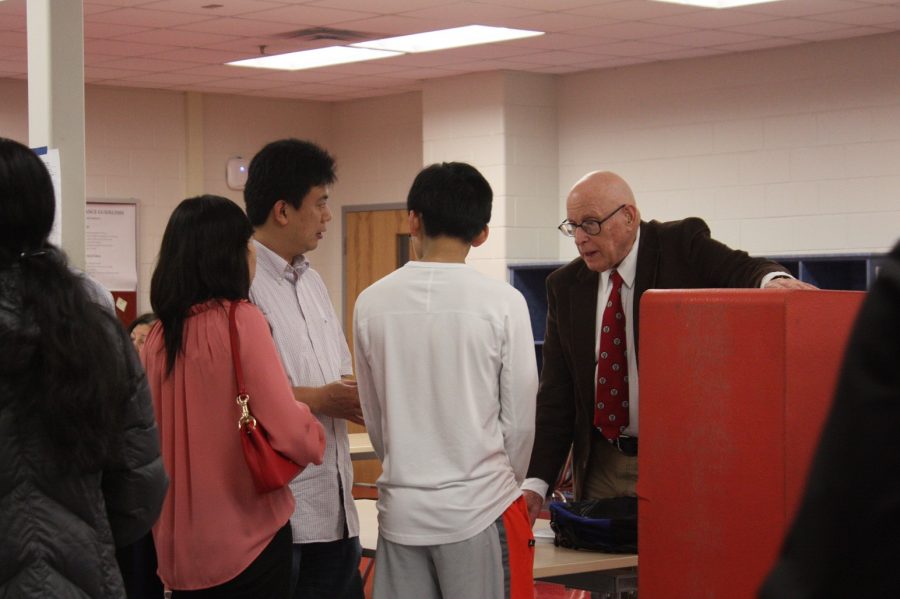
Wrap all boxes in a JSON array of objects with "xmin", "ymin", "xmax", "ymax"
[{"xmin": 344, "ymin": 208, "xmax": 411, "ymax": 486}]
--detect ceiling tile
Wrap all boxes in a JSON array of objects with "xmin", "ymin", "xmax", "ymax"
[
  {"xmin": 578, "ymin": 38, "xmax": 695, "ymax": 56},
  {"xmin": 86, "ymin": 7, "xmax": 215, "ymax": 28},
  {"xmin": 501, "ymin": 11, "xmax": 620, "ymax": 33},
  {"xmin": 566, "ymin": 1, "xmax": 699, "ymax": 21},
  {"xmin": 0, "ymin": 0, "xmax": 897, "ymax": 103},
  {"xmin": 811, "ymin": 5, "xmax": 900, "ymax": 26},
  {"xmin": 647, "ymin": 8, "xmax": 776, "ymax": 29},
  {"xmin": 84, "ymin": 38, "xmax": 173, "ymax": 56},
  {"xmin": 570, "ymin": 20, "xmax": 697, "ymax": 40},
  {"xmin": 741, "ymin": 0, "xmax": 875, "ymax": 18},
  {"xmin": 173, "ymin": 17, "xmax": 299, "ymax": 36},
  {"xmin": 139, "ymin": 0, "xmax": 289, "ymax": 17},
  {"xmin": 327, "ymin": 14, "xmax": 453, "ymax": 36},
  {"xmin": 92, "ymin": 56, "xmax": 201, "ymax": 72},
  {"xmin": 398, "ymin": 2, "xmax": 541, "ymax": 25},
  {"xmin": 307, "ymin": 0, "xmax": 459, "ymax": 14},
  {"xmin": 234, "ymin": 4, "xmax": 381, "ymax": 26},
  {"xmin": 113, "ymin": 27, "xmax": 239, "ymax": 47},
  {"xmin": 726, "ymin": 17, "xmax": 850, "ymax": 37},
  {"xmin": 651, "ymin": 28, "xmax": 770, "ymax": 47},
  {"xmin": 792, "ymin": 25, "xmax": 894, "ymax": 41},
  {"xmin": 714, "ymin": 36, "xmax": 805, "ymax": 52},
  {"xmin": 84, "ymin": 21, "xmax": 153, "ymax": 39},
  {"xmin": 146, "ymin": 46, "xmax": 249, "ymax": 63}
]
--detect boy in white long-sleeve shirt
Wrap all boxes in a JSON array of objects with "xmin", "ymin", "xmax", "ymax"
[{"xmin": 353, "ymin": 162, "xmax": 539, "ymax": 599}]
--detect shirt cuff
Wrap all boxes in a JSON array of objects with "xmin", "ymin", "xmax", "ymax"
[
  {"xmin": 522, "ymin": 477, "xmax": 550, "ymax": 498},
  {"xmin": 760, "ymin": 271, "xmax": 793, "ymax": 288}
]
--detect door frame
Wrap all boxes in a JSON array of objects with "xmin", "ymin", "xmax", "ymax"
[{"xmin": 341, "ymin": 202, "xmax": 407, "ymax": 327}]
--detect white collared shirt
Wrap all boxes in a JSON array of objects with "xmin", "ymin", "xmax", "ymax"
[{"xmin": 249, "ymin": 240, "xmax": 358, "ymax": 543}]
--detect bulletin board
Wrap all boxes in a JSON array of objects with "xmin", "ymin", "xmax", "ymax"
[{"xmin": 85, "ymin": 199, "xmax": 139, "ymax": 326}]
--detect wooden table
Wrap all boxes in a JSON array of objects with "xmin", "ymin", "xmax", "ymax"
[
  {"xmin": 354, "ymin": 499, "xmax": 637, "ymax": 579},
  {"xmin": 348, "ymin": 432, "xmax": 377, "ymax": 460}
]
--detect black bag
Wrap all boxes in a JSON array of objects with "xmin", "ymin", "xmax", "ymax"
[{"xmin": 549, "ymin": 496, "xmax": 638, "ymax": 553}]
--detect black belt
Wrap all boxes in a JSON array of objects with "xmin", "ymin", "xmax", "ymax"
[{"xmin": 594, "ymin": 428, "xmax": 638, "ymax": 457}]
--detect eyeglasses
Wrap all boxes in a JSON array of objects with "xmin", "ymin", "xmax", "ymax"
[{"xmin": 558, "ymin": 204, "xmax": 626, "ymax": 237}]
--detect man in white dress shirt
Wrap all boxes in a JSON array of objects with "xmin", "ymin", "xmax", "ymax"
[
  {"xmin": 244, "ymin": 139, "xmax": 363, "ymax": 599},
  {"xmin": 353, "ymin": 162, "xmax": 539, "ymax": 599}
]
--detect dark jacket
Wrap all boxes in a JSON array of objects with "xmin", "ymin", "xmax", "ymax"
[
  {"xmin": 527, "ymin": 217, "xmax": 787, "ymax": 498},
  {"xmin": 759, "ymin": 241, "xmax": 900, "ymax": 599},
  {"xmin": 0, "ymin": 268, "xmax": 168, "ymax": 598}
]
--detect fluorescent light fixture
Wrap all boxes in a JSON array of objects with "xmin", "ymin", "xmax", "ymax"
[
  {"xmin": 652, "ymin": 0, "xmax": 782, "ymax": 7},
  {"xmin": 228, "ymin": 45, "xmax": 400, "ymax": 71},
  {"xmin": 353, "ymin": 25, "xmax": 543, "ymax": 54}
]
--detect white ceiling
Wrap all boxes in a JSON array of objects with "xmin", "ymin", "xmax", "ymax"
[{"xmin": 0, "ymin": 0, "xmax": 898, "ymax": 102}]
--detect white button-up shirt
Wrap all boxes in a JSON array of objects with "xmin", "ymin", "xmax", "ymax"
[{"xmin": 249, "ymin": 240, "xmax": 358, "ymax": 543}]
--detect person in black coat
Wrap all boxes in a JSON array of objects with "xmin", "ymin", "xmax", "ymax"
[
  {"xmin": 759, "ymin": 239, "xmax": 900, "ymax": 598},
  {"xmin": 0, "ymin": 137, "xmax": 168, "ymax": 598}
]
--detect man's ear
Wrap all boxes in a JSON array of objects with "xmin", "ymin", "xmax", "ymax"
[
  {"xmin": 271, "ymin": 200, "xmax": 289, "ymax": 226},
  {"xmin": 407, "ymin": 210, "xmax": 421, "ymax": 237},
  {"xmin": 471, "ymin": 225, "xmax": 489, "ymax": 248}
]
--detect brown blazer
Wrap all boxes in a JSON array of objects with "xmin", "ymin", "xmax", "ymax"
[{"xmin": 527, "ymin": 217, "xmax": 787, "ymax": 499}]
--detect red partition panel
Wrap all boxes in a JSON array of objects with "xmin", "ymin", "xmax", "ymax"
[
  {"xmin": 637, "ymin": 289, "xmax": 863, "ymax": 599},
  {"xmin": 111, "ymin": 290, "xmax": 137, "ymax": 328}
]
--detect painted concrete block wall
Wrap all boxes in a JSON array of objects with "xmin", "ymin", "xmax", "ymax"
[
  {"xmin": 200, "ymin": 93, "xmax": 333, "ymax": 207},
  {"xmin": 85, "ymin": 86, "xmax": 188, "ymax": 313},
  {"xmin": 423, "ymin": 72, "xmax": 509, "ymax": 280},
  {"xmin": 557, "ymin": 31, "xmax": 900, "ymax": 262},
  {"xmin": 0, "ymin": 81, "xmax": 190, "ymax": 315},
  {"xmin": 423, "ymin": 71, "xmax": 560, "ymax": 281},
  {"xmin": 502, "ymin": 72, "xmax": 559, "ymax": 266},
  {"xmin": 329, "ymin": 91, "xmax": 423, "ymax": 306},
  {"xmin": 0, "ymin": 78, "xmax": 27, "ymax": 142}
]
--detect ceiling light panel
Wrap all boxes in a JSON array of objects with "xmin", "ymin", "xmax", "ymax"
[
  {"xmin": 227, "ymin": 46, "xmax": 400, "ymax": 71},
  {"xmin": 652, "ymin": 0, "xmax": 782, "ymax": 8},
  {"xmin": 353, "ymin": 25, "xmax": 544, "ymax": 54}
]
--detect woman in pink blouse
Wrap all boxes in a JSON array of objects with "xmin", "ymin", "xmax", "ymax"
[{"xmin": 142, "ymin": 195, "xmax": 325, "ymax": 598}]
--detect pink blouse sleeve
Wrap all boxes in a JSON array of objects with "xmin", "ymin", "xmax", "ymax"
[{"xmin": 234, "ymin": 302, "xmax": 325, "ymax": 467}]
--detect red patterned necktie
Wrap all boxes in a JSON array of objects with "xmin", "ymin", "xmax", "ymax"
[{"xmin": 594, "ymin": 270, "xmax": 629, "ymax": 440}]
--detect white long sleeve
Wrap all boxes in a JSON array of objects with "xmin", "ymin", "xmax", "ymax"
[{"xmin": 353, "ymin": 261, "xmax": 538, "ymax": 546}]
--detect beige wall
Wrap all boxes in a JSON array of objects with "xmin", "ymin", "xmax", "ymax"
[
  {"xmin": 557, "ymin": 31, "xmax": 900, "ymax": 261},
  {"xmin": 3, "ymin": 30, "xmax": 899, "ymax": 321}
]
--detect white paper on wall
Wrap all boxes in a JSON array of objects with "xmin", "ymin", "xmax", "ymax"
[{"xmin": 85, "ymin": 201, "xmax": 138, "ymax": 292}]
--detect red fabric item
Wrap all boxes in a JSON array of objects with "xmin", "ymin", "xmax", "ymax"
[
  {"xmin": 503, "ymin": 495, "xmax": 536, "ymax": 599},
  {"xmin": 593, "ymin": 271, "xmax": 629, "ymax": 439},
  {"xmin": 229, "ymin": 301, "xmax": 303, "ymax": 493}
]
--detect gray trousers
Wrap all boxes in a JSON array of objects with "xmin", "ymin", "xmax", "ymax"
[{"xmin": 373, "ymin": 521, "xmax": 507, "ymax": 599}]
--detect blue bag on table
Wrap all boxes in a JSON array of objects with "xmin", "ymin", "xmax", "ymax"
[{"xmin": 548, "ymin": 496, "xmax": 637, "ymax": 553}]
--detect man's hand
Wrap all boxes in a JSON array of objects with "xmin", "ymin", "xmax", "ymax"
[
  {"xmin": 294, "ymin": 381, "xmax": 365, "ymax": 425},
  {"xmin": 523, "ymin": 489, "xmax": 544, "ymax": 526},
  {"xmin": 764, "ymin": 277, "xmax": 817, "ymax": 290}
]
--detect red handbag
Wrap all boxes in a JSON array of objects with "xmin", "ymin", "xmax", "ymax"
[{"xmin": 228, "ymin": 300, "xmax": 302, "ymax": 493}]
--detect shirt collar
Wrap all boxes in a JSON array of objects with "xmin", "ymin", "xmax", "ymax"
[
  {"xmin": 253, "ymin": 239, "xmax": 309, "ymax": 283},
  {"xmin": 602, "ymin": 227, "xmax": 640, "ymax": 290}
]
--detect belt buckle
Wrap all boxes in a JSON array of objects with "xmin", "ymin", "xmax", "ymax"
[{"xmin": 614, "ymin": 435, "xmax": 637, "ymax": 457}]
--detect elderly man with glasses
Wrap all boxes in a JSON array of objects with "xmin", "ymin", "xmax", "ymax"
[{"xmin": 521, "ymin": 171, "xmax": 815, "ymax": 523}]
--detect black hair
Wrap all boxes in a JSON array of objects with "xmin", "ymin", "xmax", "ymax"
[
  {"xmin": 127, "ymin": 312, "xmax": 158, "ymax": 334},
  {"xmin": 407, "ymin": 162, "xmax": 492, "ymax": 243},
  {"xmin": 0, "ymin": 137, "xmax": 129, "ymax": 472},
  {"xmin": 243, "ymin": 138, "xmax": 336, "ymax": 227},
  {"xmin": 150, "ymin": 195, "xmax": 253, "ymax": 374}
]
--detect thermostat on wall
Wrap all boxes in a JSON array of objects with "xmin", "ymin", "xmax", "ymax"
[{"xmin": 226, "ymin": 156, "xmax": 248, "ymax": 190}]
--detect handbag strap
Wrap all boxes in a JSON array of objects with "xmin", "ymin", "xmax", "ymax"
[
  {"xmin": 228, "ymin": 300, "xmax": 255, "ymax": 430},
  {"xmin": 228, "ymin": 300, "xmax": 246, "ymax": 396}
]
